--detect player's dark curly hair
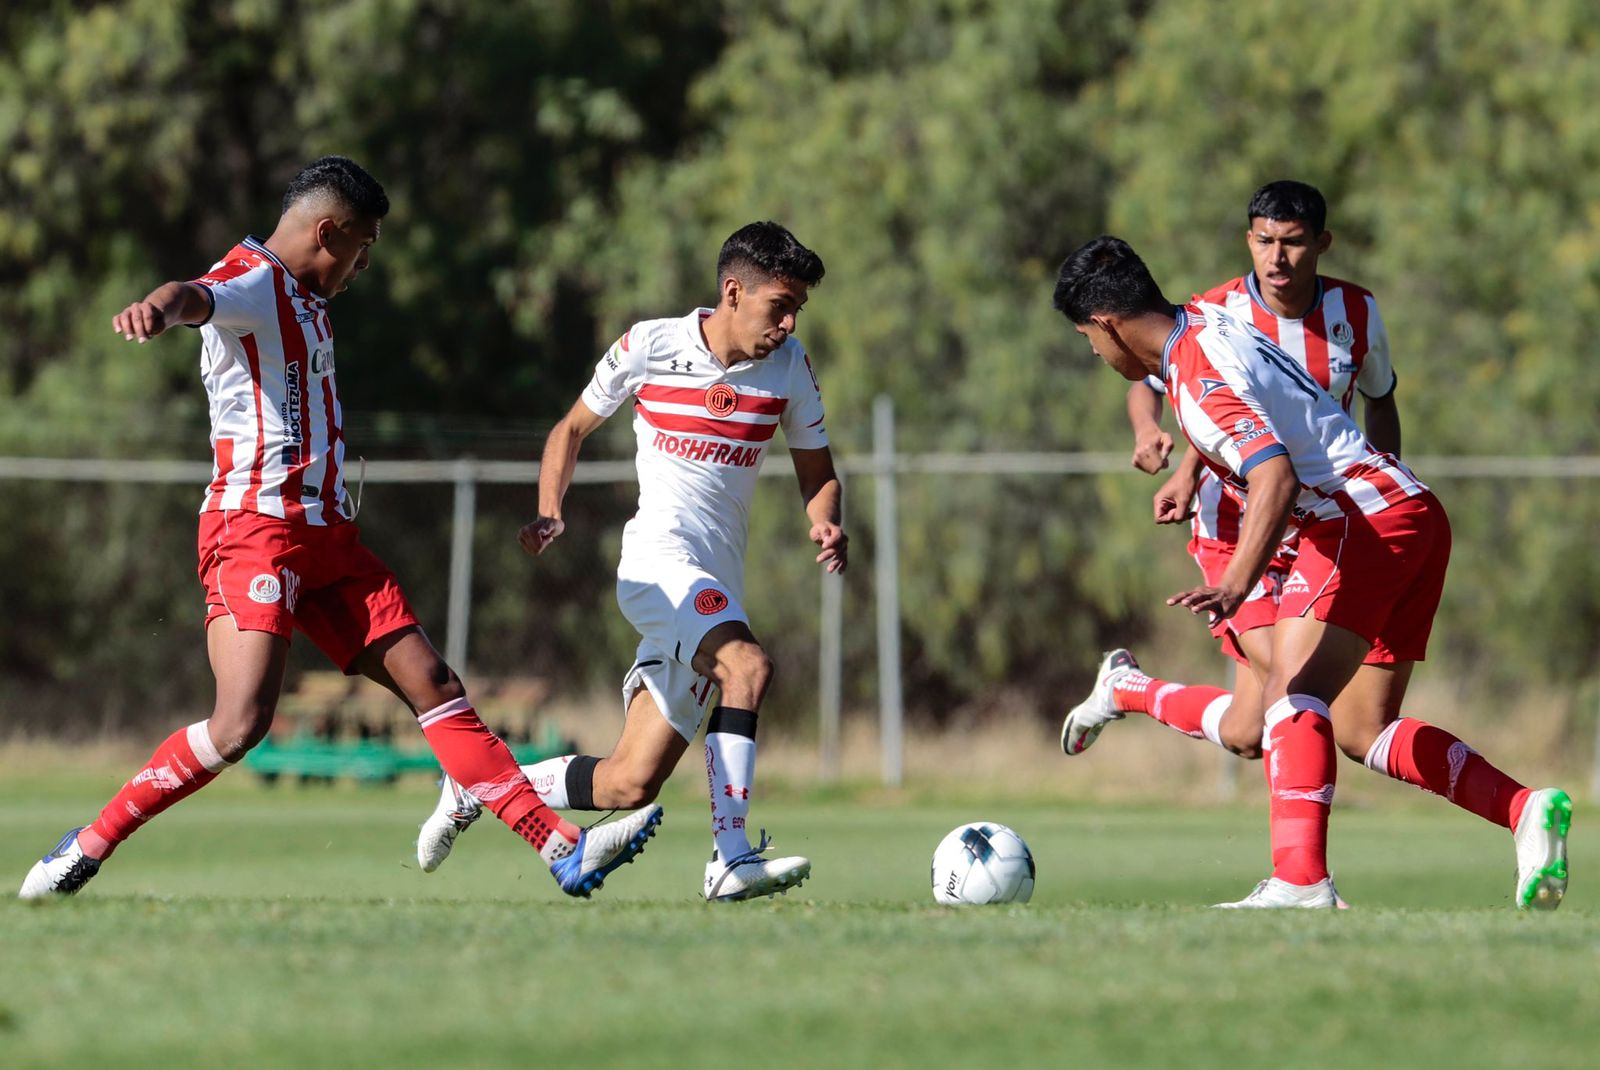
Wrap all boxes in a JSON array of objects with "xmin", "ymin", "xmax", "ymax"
[
  {"xmin": 1247, "ymin": 180, "xmax": 1327, "ymax": 234},
  {"xmin": 1052, "ymin": 236, "xmax": 1170, "ymax": 324},
  {"xmin": 282, "ymin": 156, "xmax": 390, "ymax": 219},
  {"xmin": 716, "ymin": 222, "xmax": 825, "ymax": 289}
]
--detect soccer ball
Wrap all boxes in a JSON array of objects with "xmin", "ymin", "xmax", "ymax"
[{"xmin": 930, "ymin": 822, "xmax": 1035, "ymax": 905}]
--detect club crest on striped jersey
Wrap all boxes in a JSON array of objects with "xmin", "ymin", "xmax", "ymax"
[
  {"xmin": 1331, "ymin": 321, "xmax": 1354, "ymax": 347},
  {"xmin": 705, "ymin": 383, "xmax": 739, "ymax": 418}
]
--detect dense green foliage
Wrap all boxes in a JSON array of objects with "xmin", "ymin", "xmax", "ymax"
[
  {"xmin": 1, "ymin": 772, "xmax": 1596, "ymax": 1068},
  {"xmin": 2, "ymin": 1, "xmax": 1597, "ymax": 732}
]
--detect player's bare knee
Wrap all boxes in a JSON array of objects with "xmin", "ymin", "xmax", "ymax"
[
  {"xmin": 1219, "ymin": 721, "xmax": 1264, "ymax": 760},
  {"xmin": 207, "ymin": 704, "xmax": 274, "ymax": 761},
  {"xmin": 712, "ymin": 643, "xmax": 772, "ymax": 706}
]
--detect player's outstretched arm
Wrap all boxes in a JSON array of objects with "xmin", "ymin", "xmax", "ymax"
[
  {"xmin": 519, "ymin": 399, "xmax": 607, "ymax": 557},
  {"xmin": 1126, "ymin": 380, "xmax": 1173, "ymax": 474},
  {"xmin": 1167, "ymin": 454, "xmax": 1296, "ymax": 621},
  {"xmin": 790, "ymin": 446, "xmax": 847, "ymax": 574},
  {"xmin": 111, "ymin": 282, "xmax": 212, "ymax": 343}
]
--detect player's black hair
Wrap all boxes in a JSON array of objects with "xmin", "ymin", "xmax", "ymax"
[
  {"xmin": 1051, "ymin": 236, "xmax": 1171, "ymax": 324},
  {"xmin": 1247, "ymin": 180, "xmax": 1327, "ymax": 234},
  {"xmin": 716, "ymin": 222, "xmax": 825, "ymax": 290},
  {"xmin": 282, "ymin": 155, "xmax": 390, "ymax": 219}
]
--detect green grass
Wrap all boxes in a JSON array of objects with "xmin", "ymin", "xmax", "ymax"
[{"xmin": 1, "ymin": 771, "xmax": 1595, "ymax": 1069}]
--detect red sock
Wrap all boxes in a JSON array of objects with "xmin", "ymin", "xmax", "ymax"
[
  {"xmin": 81, "ymin": 722, "xmax": 232, "ymax": 859},
  {"xmin": 1264, "ymin": 697, "xmax": 1336, "ymax": 886},
  {"xmin": 418, "ymin": 698, "xmax": 580, "ymax": 864},
  {"xmin": 1367, "ymin": 718, "xmax": 1532, "ymax": 831},
  {"xmin": 1150, "ymin": 684, "xmax": 1228, "ymax": 738}
]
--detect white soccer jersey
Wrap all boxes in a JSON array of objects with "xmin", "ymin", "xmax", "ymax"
[
  {"xmin": 581, "ymin": 308, "xmax": 829, "ymax": 592},
  {"xmin": 1163, "ymin": 303, "xmax": 1426, "ymax": 529},
  {"xmin": 191, "ymin": 237, "xmax": 347, "ymax": 525}
]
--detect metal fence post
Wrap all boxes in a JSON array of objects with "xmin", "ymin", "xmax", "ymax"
[
  {"xmin": 874, "ymin": 396, "xmax": 903, "ymax": 788},
  {"xmin": 445, "ymin": 458, "xmax": 477, "ymax": 673},
  {"xmin": 818, "ymin": 471, "xmax": 845, "ymax": 780}
]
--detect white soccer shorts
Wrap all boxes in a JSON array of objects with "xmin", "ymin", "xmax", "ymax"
[{"xmin": 616, "ymin": 560, "xmax": 747, "ymax": 740}]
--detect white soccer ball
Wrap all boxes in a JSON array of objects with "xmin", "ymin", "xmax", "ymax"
[{"xmin": 930, "ymin": 821, "xmax": 1035, "ymax": 905}]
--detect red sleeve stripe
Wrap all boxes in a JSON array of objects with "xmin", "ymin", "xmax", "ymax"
[
  {"xmin": 637, "ymin": 383, "xmax": 788, "ymax": 414},
  {"xmin": 634, "ymin": 403, "xmax": 780, "ymax": 442}
]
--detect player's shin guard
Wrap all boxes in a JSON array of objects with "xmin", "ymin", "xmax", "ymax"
[
  {"xmin": 706, "ymin": 706, "xmax": 757, "ymax": 860},
  {"xmin": 1364, "ymin": 717, "xmax": 1532, "ymax": 831},
  {"xmin": 80, "ymin": 721, "xmax": 234, "ymax": 859},
  {"xmin": 1263, "ymin": 696, "xmax": 1336, "ymax": 886},
  {"xmin": 418, "ymin": 698, "xmax": 580, "ymax": 864}
]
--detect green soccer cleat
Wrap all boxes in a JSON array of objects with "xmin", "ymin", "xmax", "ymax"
[{"xmin": 1513, "ymin": 788, "xmax": 1572, "ymax": 911}]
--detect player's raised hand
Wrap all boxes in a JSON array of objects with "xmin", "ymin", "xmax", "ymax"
[
  {"xmin": 112, "ymin": 300, "xmax": 169, "ymax": 343},
  {"xmin": 1153, "ymin": 468, "xmax": 1197, "ymax": 524},
  {"xmin": 811, "ymin": 522, "xmax": 848, "ymax": 574},
  {"xmin": 1166, "ymin": 582, "xmax": 1246, "ymax": 622},
  {"xmin": 1131, "ymin": 429, "xmax": 1173, "ymax": 474},
  {"xmin": 518, "ymin": 516, "xmax": 565, "ymax": 556}
]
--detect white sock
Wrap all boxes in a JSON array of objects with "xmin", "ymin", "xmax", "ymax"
[
  {"xmin": 521, "ymin": 756, "xmax": 574, "ymax": 809},
  {"xmin": 705, "ymin": 706, "xmax": 758, "ymax": 861}
]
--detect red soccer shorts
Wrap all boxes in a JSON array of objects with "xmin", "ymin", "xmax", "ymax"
[
  {"xmin": 1190, "ymin": 536, "xmax": 1293, "ymax": 666},
  {"xmin": 1274, "ymin": 492, "xmax": 1451, "ymax": 663},
  {"xmin": 197, "ymin": 510, "xmax": 420, "ymax": 671}
]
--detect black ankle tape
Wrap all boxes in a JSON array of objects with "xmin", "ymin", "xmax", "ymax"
[
  {"xmin": 706, "ymin": 706, "xmax": 758, "ymax": 739},
  {"xmin": 565, "ymin": 754, "xmax": 601, "ymax": 811}
]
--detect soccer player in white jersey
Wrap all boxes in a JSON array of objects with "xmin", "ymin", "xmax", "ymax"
[
  {"xmin": 416, "ymin": 222, "xmax": 846, "ymax": 901},
  {"xmin": 19, "ymin": 157, "xmax": 659, "ymax": 900},
  {"xmin": 1052, "ymin": 236, "xmax": 1570, "ymax": 910},
  {"xmin": 1117, "ymin": 182, "xmax": 1404, "ymax": 759}
]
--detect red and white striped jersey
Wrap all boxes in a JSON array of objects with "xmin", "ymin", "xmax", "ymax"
[
  {"xmin": 581, "ymin": 308, "xmax": 829, "ymax": 583},
  {"xmin": 1145, "ymin": 274, "xmax": 1396, "ymax": 544},
  {"xmin": 1162, "ymin": 302, "xmax": 1426, "ymax": 529},
  {"xmin": 190, "ymin": 237, "xmax": 347, "ymax": 525}
]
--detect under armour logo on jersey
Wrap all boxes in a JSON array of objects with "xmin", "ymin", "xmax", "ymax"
[
  {"xmin": 670, "ymin": 359, "xmax": 693, "ymax": 372},
  {"xmin": 1197, "ymin": 377, "xmax": 1229, "ymax": 400}
]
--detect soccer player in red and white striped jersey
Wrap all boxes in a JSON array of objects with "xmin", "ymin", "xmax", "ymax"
[
  {"xmin": 19, "ymin": 157, "xmax": 659, "ymax": 899},
  {"xmin": 1054, "ymin": 235, "xmax": 1570, "ymax": 910},
  {"xmin": 414, "ymin": 223, "xmax": 846, "ymax": 902},
  {"xmin": 1126, "ymin": 183, "xmax": 1404, "ymax": 754}
]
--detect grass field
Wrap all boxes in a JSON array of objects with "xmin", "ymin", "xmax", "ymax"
[{"xmin": 2, "ymin": 766, "xmax": 1594, "ymax": 1069}]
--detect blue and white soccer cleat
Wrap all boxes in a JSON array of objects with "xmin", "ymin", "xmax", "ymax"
[
  {"xmin": 18, "ymin": 827, "xmax": 102, "ymax": 899},
  {"xmin": 703, "ymin": 830, "xmax": 811, "ymax": 902},
  {"xmin": 1060, "ymin": 649, "xmax": 1139, "ymax": 756},
  {"xmin": 1213, "ymin": 876, "xmax": 1342, "ymax": 909},
  {"xmin": 550, "ymin": 804, "xmax": 663, "ymax": 898},
  {"xmin": 1513, "ymin": 787, "xmax": 1572, "ymax": 911},
  {"xmin": 416, "ymin": 775, "xmax": 483, "ymax": 873}
]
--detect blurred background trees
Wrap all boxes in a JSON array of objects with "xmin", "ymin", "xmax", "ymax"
[{"xmin": 3, "ymin": 0, "xmax": 1597, "ymax": 735}]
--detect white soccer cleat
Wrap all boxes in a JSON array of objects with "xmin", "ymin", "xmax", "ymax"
[
  {"xmin": 550, "ymin": 804, "xmax": 664, "ymax": 898},
  {"xmin": 19, "ymin": 827, "xmax": 102, "ymax": 899},
  {"xmin": 1213, "ymin": 876, "xmax": 1342, "ymax": 909},
  {"xmin": 1513, "ymin": 787, "xmax": 1572, "ymax": 911},
  {"xmin": 1060, "ymin": 648, "xmax": 1138, "ymax": 756},
  {"xmin": 416, "ymin": 775, "xmax": 483, "ymax": 873},
  {"xmin": 704, "ymin": 831, "xmax": 811, "ymax": 902}
]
